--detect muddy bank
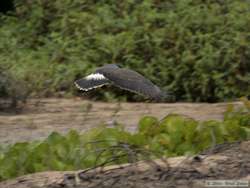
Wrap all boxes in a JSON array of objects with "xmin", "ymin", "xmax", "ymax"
[{"xmin": 0, "ymin": 98, "xmax": 243, "ymax": 145}]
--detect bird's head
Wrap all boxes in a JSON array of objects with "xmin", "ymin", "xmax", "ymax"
[
  {"xmin": 103, "ymin": 64, "xmax": 120, "ymax": 69},
  {"xmin": 96, "ymin": 64, "xmax": 120, "ymax": 74}
]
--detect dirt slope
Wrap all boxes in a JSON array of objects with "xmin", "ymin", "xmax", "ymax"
[{"xmin": 0, "ymin": 141, "xmax": 249, "ymax": 188}]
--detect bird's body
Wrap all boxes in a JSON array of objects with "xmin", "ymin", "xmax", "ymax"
[{"xmin": 75, "ymin": 64, "xmax": 167, "ymax": 101}]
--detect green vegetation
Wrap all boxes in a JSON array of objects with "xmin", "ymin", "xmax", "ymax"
[
  {"xmin": 0, "ymin": 67, "xmax": 28, "ymax": 109},
  {"xmin": 0, "ymin": 101, "xmax": 249, "ymax": 181},
  {"xmin": 0, "ymin": 0, "xmax": 250, "ymax": 102}
]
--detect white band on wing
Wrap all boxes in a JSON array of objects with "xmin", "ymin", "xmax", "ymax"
[{"xmin": 85, "ymin": 73, "xmax": 106, "ymax": 80}]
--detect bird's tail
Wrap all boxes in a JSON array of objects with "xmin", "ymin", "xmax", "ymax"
[{"xmin": 74, "ymin": 74, "xmax": 110, "ymax": 92}]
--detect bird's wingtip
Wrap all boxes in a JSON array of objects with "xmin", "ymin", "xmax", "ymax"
[{"xmin": 154, "ymin": 91, "xmax": 175, "ymax": 103}]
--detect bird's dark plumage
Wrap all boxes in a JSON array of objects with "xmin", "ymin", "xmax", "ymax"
[{"xmin": 75, "ymin": 64, "xmax": 167, "ymax": 101}]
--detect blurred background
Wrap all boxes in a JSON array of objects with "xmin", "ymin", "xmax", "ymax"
[
  {"xmin": 0, "ymin": 1, "xmax": 250, "ymax": 183},
  {"xmin": 0, "ymin": 0, "xmax": 249, "ymax": 107}
]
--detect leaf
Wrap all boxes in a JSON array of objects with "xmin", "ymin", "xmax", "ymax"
[{"xmin": 138, "ymin": 116, "xmax": 159, "ymax": 136}]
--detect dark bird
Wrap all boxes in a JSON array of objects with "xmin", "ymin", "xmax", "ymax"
[{"xmin": 74, "ymin": 64, "xmax": 169, "ymax": 102}]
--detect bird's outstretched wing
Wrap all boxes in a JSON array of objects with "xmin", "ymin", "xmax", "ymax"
[
  {"xmin": 74, "ymin": 73, "xmax": 110, "ymax": 91},
  {"xmin": 97, "ymin": 68, "xmax": 164, "ymax": 101}
]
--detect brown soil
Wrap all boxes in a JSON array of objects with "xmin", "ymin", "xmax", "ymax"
[
  {"xmin": 0, "ymin": 98, "xmax": 243, "ymax": 145},
  {"xmin": 1, "ymin": 141, "xmax": 249, "ymax": 188}
]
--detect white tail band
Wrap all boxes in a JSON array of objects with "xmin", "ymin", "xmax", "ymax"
[{"xmin": 85, "ymin": 73, "xmax": 106, "ymax": 80}]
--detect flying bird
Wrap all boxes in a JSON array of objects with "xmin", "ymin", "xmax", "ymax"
[{"xmin": 74, "ymin": 64, "xmax": 169, "ymax": 101}]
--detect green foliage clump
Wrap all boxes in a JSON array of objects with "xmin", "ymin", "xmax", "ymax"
[
  {"xmin": 0, "ymin": 66, "xmax": 28, "ymax": 110},
  {"xmin": 0, "ymin": 102, "xmax": 249, "ymax": 181},
  {"xmin": 0, "ymin": 0, "xmax": 250, "ymax": 101}
]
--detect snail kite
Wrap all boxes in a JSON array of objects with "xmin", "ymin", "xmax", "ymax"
[{"xmin": 74, "ymin": 64, "xmax": 168, "ymax": 101}]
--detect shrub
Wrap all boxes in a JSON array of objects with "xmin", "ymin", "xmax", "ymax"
[
  {"xmin": 0, "ymin": 0, "xmax": 249, "ymax": 101},
  {"xmin": 0, "ymin": 66, "xmax": 28, "ymax": 110}
]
